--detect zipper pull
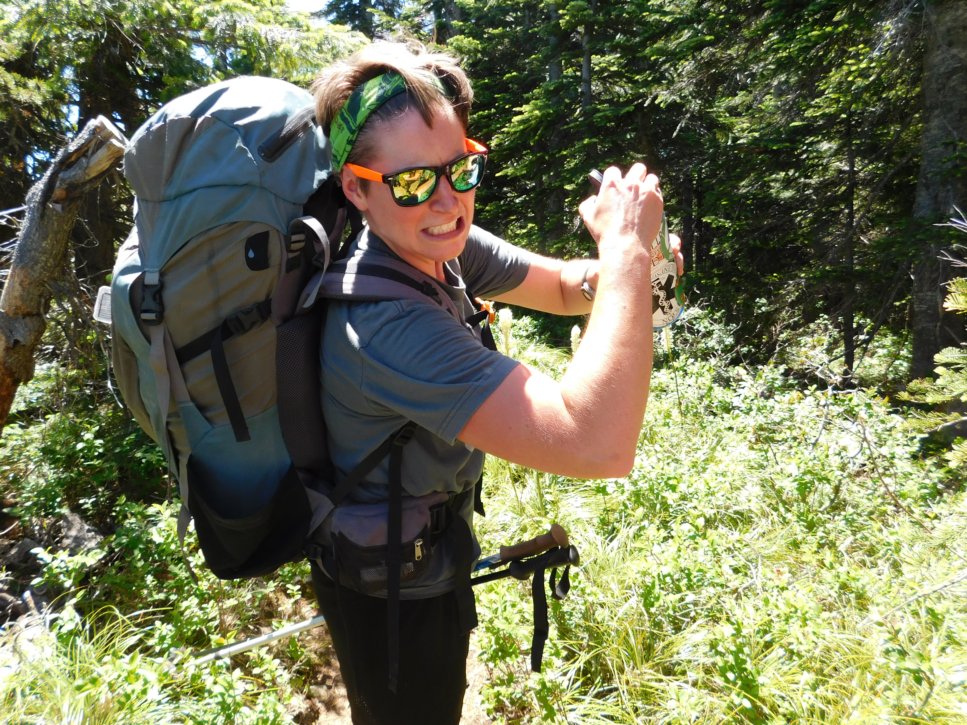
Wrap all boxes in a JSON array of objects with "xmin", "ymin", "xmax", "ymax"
[{"xmin": 414, "ymin": 538, "xmax": 424, "ymax": 562}]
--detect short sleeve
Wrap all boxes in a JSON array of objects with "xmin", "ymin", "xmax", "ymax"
[
  {"xmin": 458, "ymin": 225, "xmax": 532, "ymax": 299},
  {"xmin": 350, "ymin": 299, "xmax": 519, "ymax": 443}
]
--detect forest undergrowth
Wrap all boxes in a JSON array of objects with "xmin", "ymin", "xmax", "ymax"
[{"xmin": 0, "ymin": 307, "xmax": 964, "ymax": 724}]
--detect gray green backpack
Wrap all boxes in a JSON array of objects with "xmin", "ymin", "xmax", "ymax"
[{"xmin": 110, "ymin": 76, "xmax": 458, "ymax": 581}]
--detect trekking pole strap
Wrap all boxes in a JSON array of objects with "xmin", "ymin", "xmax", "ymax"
[{"xmin": 469, "ymin": 545, "xmax": 579, "ymax": 672}]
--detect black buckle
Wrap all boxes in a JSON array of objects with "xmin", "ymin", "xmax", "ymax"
[
  {"xmin": 225, "ymin": 303, "xmax": 267, "ymax": 336},
  {"xmin": 140, "ymin": 272, "xmax": 164, "ymax": 325},
  {"xmin": 429, "ymin": 502, "xmax": 452, "ymax": 539},
  {"xmin": 392, "ymin": 423, "xmax": 416, "ymax": 448}
]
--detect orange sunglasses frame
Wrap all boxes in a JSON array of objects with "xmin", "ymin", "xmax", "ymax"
[{"xmin": 344, "ymin": 138, "xmax": 489, "ymax": 187}]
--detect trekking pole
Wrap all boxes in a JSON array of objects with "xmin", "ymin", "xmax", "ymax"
[
  {"xmin": 188, "ymin": 527, "xmax": 575, "ymax": 667},
  {"xmin": 190, "ymin": 614, "xmax": 327, "ymax": 666},
  {"xmin": 473, "ymin": 523, "xmax": 569, "ymax": 573},
  {"xmin": 471, "ymin": 540, "xmax": 581, "ymax": 674},
  {"xmin": 472, "ymin": 543, "xmax": 580, "ymax": 587}
]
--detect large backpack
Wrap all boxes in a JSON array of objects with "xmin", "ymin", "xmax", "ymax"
[{"xmin": 110, "ymin": 76, "xmax": 456, "ymax": 580}]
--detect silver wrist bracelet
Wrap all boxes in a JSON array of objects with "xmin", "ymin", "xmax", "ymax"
[{"xmin": 580, "ymin": 265, "xmax": 596, "ymax": 302}]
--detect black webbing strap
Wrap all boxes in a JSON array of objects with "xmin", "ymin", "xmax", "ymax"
[
  {"xmin": 480, "ymin": 323, "xmax": 497, "ymax": 352},
  {"xmin": 176, "ymin": 299, "xmax": 272, "ymax": 365},
  {"xmin": 329, "ymin": 423, "xmax": 415, "ymax": 506},
  {"xmin": 211, "ymin": 323, "xmax": 250, "ymax": 441},
  {"xmin": 473, "ymin": 474, "xmax": 485, "ymax": 516},
  {"xmin": 385, "ymin": 424, "xmax": 415, "ymax": 694},
  {"xmin": 466, "ymin": 297, "xmax": 494, "ymax": 518},
  {"xmin": 530, "ymin": 557, "xmax": 572, "ymax": 673},
  {"xmin": 464, "ymin": 284, "xmax": 498, "ymax": 353},
  {"xmin": 465, "ymin": 309, "xmax": 488, "ymax": 327},
  {"xmin": 447, "ymin": 508, "xmax": 478, "ymax": 635},
  {"xmin": 174, "ymin": 299, "xmax": 273, "ymax": 444},
  {"xmin": 342, "ymin": 261, "xmax": 445, "ymax": 302}
]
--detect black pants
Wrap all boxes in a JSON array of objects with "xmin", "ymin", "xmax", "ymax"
[{"xmin": 310, "ymin": 562, "xmax": 471, "ymax": 725}]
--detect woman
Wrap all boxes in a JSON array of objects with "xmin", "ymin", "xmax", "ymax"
[{"xmin": 311, "ymin": 40, "xmax": 682, "ymax": 724}]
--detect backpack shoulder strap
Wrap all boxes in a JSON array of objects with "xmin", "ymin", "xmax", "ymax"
[{"xmin": 310, "ymin": 255, "xmax": 464, "ymax": 321}]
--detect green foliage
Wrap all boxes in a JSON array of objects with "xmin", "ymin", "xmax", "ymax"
[
  {"xmin": 447, "ymin": 0, "xmax": 922, "ymax": 362},
  {"xmin": 1, "ymin": 364, "xmax": 166, "ymax": 527},
  {"xmin": 2, "ymin": 306, "xmax": 965, "ymax": 723},
  {"xmin": 0, "ymin": 0, "xmax": 365, "ymax": 218},
  {"xmin": 3, "ymin": 1, "xmax": 965, "ymax": 721},
  {"xmin": 774, "ymin": 312, "xmax": 912, "ymax": 393},
  {"xmin": 472, "ymin": 325, "xmax": 966, "ymax": 723},
  {"xmin": 3, "ymin": 401, "xmax": 325, "ymax": 720},
  {"xmin": 902, "ymin": 270, "xmax": 967, "ymax": 471},
  {"xmin": 0, "ymin": 602, "xmax": 302, "ymax": 723}
]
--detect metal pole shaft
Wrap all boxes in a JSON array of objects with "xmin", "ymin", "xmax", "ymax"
[{"xmin": 191, "ymin": 614, "xmax": 327, "ymax": 666}]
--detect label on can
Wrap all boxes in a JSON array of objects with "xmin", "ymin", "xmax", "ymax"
[{"xmin": 650, "ymin": 214, "xmax": 685, "ymax": 328}]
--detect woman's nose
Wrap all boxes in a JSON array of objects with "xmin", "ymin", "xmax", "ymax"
[{"xmin": 429, "ymin": 173, "xmax": 459, "ymax": 209}]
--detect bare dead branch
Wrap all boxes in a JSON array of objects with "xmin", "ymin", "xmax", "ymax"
[{"xmin": 0, "ymin": 116, "xmax": 127, "ymax": 433}]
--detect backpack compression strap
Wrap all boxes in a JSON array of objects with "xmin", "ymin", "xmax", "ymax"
[{"xmin": 173, "ymin": 299, "xmax": 273, "ymax": 443}]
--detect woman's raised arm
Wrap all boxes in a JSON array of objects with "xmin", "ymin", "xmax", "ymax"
[{"xmin": 459, "ymin": 164, "xmax": 666, "ymax": 478}]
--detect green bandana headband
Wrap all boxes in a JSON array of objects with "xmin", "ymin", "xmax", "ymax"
[
  {"xmin": 330, "ymin": 72, "xmax": 408, "ymax": 171},
  {"xmin": 330, "ymin": 71, "xmax": 449, "ymax": 171}
]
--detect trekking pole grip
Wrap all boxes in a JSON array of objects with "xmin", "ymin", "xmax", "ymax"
[{"xmin": 499, "ymin": 524, "xmax": 568, "ymax": 562}]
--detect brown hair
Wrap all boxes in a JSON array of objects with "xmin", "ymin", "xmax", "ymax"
[{"xmin": 311, "ymin": 40, "xmax": 473, "ymax": 167}]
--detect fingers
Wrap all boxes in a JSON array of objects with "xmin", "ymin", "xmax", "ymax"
[
  {"xmin": 627, "ymin": 162, "xmax": 648, "ymax": 183},
  {"xmin": 669, "ymin": 232, "xmax": 685, "ymax": 275},
  {"xmin": 585, "ymin": 163, "xmax": 664, "ymax": 248},
  {"xmin": 601, "ymin": 163, "xmax": 650, "ymax": 189},
  {"xmin": 578, "ymin": 196, "xmax": 601, "ymax": 242}
]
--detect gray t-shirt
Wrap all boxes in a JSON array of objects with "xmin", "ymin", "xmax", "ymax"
[{"xmin": 321, "ymin": 224, "xmax": 531, "ymax": 597}]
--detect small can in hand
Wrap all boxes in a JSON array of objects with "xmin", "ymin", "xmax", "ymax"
[
  {"xmin": 649, "ymin": 214, "xmax": 685, "ymax": 329},
  {"xmin": 588, "ymin": 169, "xmax": 685, "ymax": 328}
]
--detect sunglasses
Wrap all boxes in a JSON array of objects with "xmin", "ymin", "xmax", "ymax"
[{"xmin": 345, "ymin": 139, "xmax": 489, "ymax": 207}]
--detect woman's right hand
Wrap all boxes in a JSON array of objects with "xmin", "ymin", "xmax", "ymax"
[{"xmin": 578, "ymin": 164, "xmax": 663, "ymax": 255}]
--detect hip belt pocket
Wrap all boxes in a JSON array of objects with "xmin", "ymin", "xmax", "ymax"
[{"xmin": 329, "ymin": 491, "xmax": 450, "ymax": 596}]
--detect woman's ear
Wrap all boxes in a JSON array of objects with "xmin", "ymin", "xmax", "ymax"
[{"xmin": 340, "ymin": 167, "xmax": 368, "ymax": 211}]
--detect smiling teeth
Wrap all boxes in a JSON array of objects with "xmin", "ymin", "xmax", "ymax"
[{"xmin": 427, "ymin": 220, "xmax": 458, "ymax": 235}]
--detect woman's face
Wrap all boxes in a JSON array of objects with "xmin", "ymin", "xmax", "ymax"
[{"xmin": 340, "ymin": 104, "xmax": 476, "ymax": 280}]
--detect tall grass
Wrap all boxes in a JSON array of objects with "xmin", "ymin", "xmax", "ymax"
[
  {"xmin": 0, "ymin": 607, "xmax": 196, "ymax": 723},
  {"xmin": 1, "ymin": 308, "xmax": 964, "ymax": 723},
  {"xmin": 474, "ymin": 309, "xmax": 967, "ymax": 723}
]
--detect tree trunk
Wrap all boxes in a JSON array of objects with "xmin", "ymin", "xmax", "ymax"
[
  {"xmin": 547, "ymin": 2, "xmax": 562, "ymax": 83},
  {"xmin": 432, "ymin": 0, "xmax": 461, "ymax": 44},
  {"xmin": 580, "ymin": 0, "xmax": 595, "ymax": 109},
  {"xmin": 910, "ymin": 0, "xmax": 967, "ymax": 379},
  {"xmin": 843, "ymin": 111, "xmax": 857, "ymax": 383},
  {"xmin": 0, "ymin": 117, "xmax": 126, "ymax": 432}
]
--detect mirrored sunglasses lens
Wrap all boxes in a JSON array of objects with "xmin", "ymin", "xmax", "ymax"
[
  {"xmin": 450, "ymin": 154, "xmax": 485, "ymax": 191},
  {"xmin": 391, "ymin": 168, "xmax": 438, "ymax": 205}
]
